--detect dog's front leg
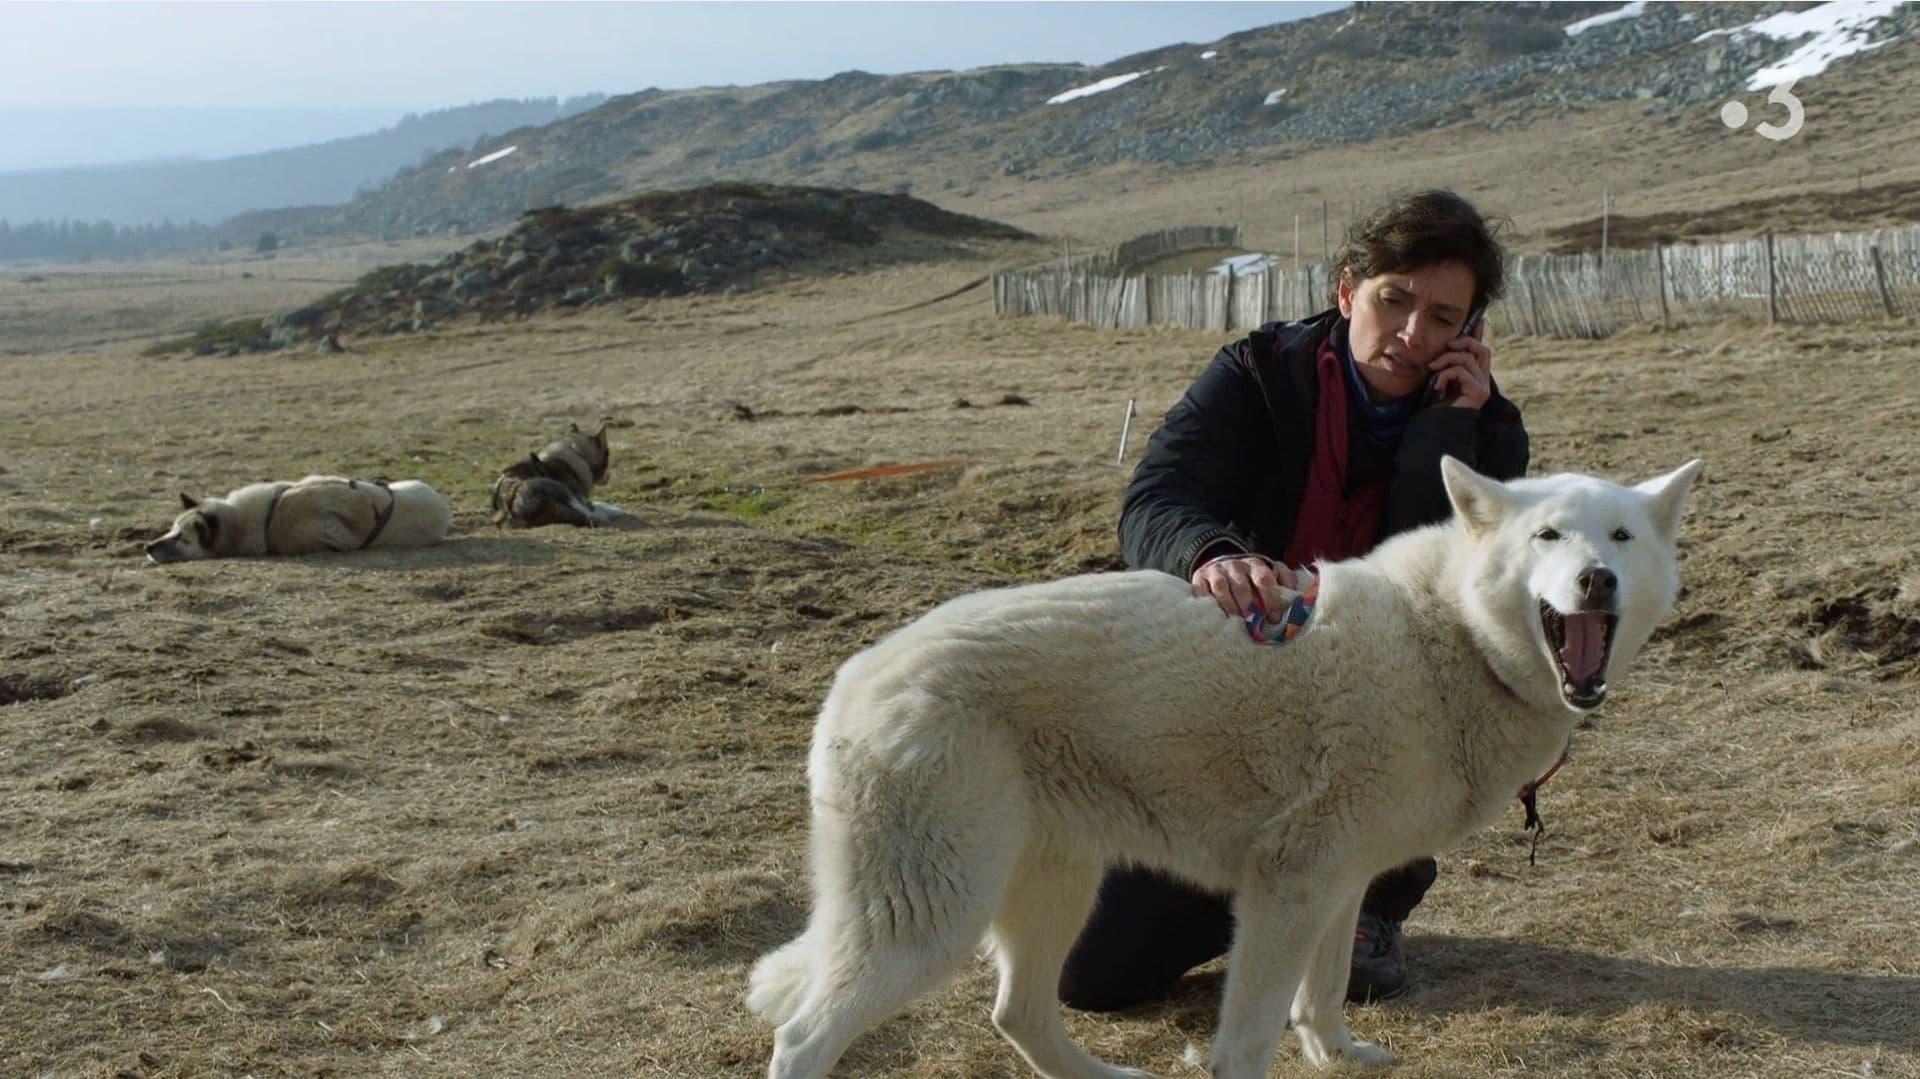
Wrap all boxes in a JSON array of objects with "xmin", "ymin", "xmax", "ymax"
[
  {"xmin": 1290, "ymin": 889, "xmax": 1391, "ymax": 1068},
  {"xmin": 1208, "ymin": 883, "xmax": 1333, "ymax": 1079}
]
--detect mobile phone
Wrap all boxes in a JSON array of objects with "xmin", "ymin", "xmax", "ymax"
[
  {"xmin": 1427, "ymin": 299, "xmax": 1487, "ymax": 404},
  {"xmin": 1458, "ymin": 299, "xmax": 1487, "ymax": 339}
]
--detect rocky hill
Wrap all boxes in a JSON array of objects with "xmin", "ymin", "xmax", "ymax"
[
  {"xmin": 287, "ymin": 1, "xmax": 1916, "ymax": 242},
  {"xmin": 150, "ymin": 183, "xmax": 1030, "ymax": 355}
]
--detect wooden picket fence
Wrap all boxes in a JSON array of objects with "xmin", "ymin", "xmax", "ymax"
[{"xmin": 994, "ymin": 224, "xmax": 1920, "ymax": 338}]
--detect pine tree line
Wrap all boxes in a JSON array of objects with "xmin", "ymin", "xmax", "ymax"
[{"xmin": 0, "ymin": 219, "xmax": 216, "ymax": 262}]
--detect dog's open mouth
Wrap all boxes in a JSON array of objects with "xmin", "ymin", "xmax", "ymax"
[{"xmin": 1539, "ymin": 600, "xmax": 1617, "ymax": 710}]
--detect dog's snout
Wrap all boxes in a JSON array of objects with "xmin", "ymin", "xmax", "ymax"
[{"xmin": 1578, "ymin": 567, "xmax": 1618, "ymax": 603}]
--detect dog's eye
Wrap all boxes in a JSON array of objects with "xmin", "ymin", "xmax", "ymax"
[
  {"xmin": 1534, "ymin": 527, "xmax": 1562, "ymax": 542},
  {"xmin": 1611, "ymin": 527, "xmax": 1633, "ymax": 542}
]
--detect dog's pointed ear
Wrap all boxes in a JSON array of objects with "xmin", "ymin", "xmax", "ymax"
[
  {"xmin": 179, "ymin": 492, "xmax": 198, "ymax": 510},
  {"xmin": 1635, "ymin": 459, "xmax": 1704, "ymax": 539},
  {"xmin": 1441, "ymin": 456, "xmax": 1512, "ymax": 538},
  {"xmin": 594, "ymin": 418, "xmax": 609, "ymax": 439}
]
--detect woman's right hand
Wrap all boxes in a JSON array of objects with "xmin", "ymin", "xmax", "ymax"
[{"xmin": 1191, "ymin": 554, "xmax": 1300, "ymax": 620}]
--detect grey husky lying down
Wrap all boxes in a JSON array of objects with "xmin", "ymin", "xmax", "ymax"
[{"xmin": 490, "ymin": 421, "xmax": 638, "ymax": 529}]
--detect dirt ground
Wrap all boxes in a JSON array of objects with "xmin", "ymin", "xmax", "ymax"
[{"xmin": 2, "ymin": 246, "xmax": 1917, "ymax": 1078}]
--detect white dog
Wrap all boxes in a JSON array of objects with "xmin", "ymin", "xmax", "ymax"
[
  {"xmin": 144, "ymin": 474, "xmax": 453, "ymax": 563},
  {"xmin": 748, "ymin": 457, "xmax": 1703, "ymax": 1078}
]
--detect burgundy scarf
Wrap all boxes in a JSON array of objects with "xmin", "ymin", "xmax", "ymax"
[{"xmin": 1283, "ymin": 334, "xmax": 1388, "ymax": 567}]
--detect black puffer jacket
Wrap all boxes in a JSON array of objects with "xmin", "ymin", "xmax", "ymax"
[{"xmin": 1120, "ymin": 309, "xmax": 1530, "ymax": 577}]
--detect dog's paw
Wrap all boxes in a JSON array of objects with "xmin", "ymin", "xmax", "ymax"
[
  {"xmin": 1298, "ymin": 1031, "xmax": 1393, "ymax": 1069},
  {"xmin": 1341, "ymin": 1040, "xmax": 1392, "ymax": 1068}
]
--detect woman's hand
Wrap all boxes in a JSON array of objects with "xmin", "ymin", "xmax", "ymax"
[
  {"xmin": 1191, "ymin": 553, "xmax": 1300, "ymax": 620},
  {"xmin": 1429, "ymin": 317, "xmax": 1494, "ymax": 410}
]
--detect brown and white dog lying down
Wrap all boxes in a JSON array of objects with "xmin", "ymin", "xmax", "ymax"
[
  {"xmin": 144, "ymin": 475, "xmax": 453, "ymax": 564},
  {"xmin": 489, "ymin": 421, "xmax": 638, "ymax": 529}
]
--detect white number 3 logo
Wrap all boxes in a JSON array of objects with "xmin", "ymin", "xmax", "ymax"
[{"xmin": 1756, "ymin": 80, "xmax": 1805, "ymax": 142}]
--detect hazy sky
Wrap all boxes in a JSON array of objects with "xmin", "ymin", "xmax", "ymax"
[{"xmin": 2, "ymin": 1, "xmax": 1347, "ymax": 109}]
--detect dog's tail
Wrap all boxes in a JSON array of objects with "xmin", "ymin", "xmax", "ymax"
[{"xmin": 746, "ymin": 929, "xmax": 821, "ymax": 1026}]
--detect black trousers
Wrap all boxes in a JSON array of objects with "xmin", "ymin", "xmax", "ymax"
[{"xmin": 1056, "ymin": 856, "xmax": 1438, "ymax": 1012}]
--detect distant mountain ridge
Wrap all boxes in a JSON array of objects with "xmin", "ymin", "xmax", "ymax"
[
  {"xmin": 9, "ymin": 0, "xmax": 1920, "ymax": 261},
  {"xmin": 306, "ymin": 1, "xmax": 1916, "ymax": 242},
  {"xmin": 0, "ymin": 96, "xmax": 607, "ymax": 229},
  {"xmin": 0, "ymin": 106, "xmax": 411, "ymax": 172}
]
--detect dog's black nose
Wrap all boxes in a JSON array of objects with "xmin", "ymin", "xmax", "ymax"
[{"xmin": 1579, "ymin": 567, "xmax": 1618, "ymax": 602}]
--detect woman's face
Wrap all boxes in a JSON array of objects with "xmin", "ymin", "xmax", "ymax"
[{"xmin": 1337, "ymin": 260, "xmax": 1479, "ymax": 400}]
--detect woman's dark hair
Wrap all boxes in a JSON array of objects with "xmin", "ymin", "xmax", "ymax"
[{"xmin": 1328, "ymin": 189, "xmax": 1507, "ymax": 307}]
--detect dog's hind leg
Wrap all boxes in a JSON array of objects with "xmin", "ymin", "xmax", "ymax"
[
  {"xmin": 765, "ymin": 798, "xmax": 1016, "ymax": 1079},
  {"xmin": 541, "ymin": 490, "xmax": 597, "ymax": 528},
  {"xmin": 988, "ymin": 847, "xmax": 1157, "ymax": 1079},
  {"xmin": 560, "ymin": 492, "xmax": 599, "ymax": 528},
  {"xmin": 1207, "ymin": 879, "xmax": 1344, "ymax": 1079},
  {"xmin": 588, "ymin": 499, "xmax": 642, "ymax": 529},
  {"xmin": 1289, "ymin": 888, "xmax": 1390, "ymax": 1068}
]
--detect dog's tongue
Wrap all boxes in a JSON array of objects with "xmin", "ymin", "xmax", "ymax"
[{"xmin": 1559, "ymin": 612, "xmax": 1608, "ymax": 683}]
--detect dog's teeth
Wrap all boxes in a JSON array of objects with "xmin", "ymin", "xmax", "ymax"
[{"xmin": 1564, "ymin": 681, "xmax": 1577, "ymax": 697}]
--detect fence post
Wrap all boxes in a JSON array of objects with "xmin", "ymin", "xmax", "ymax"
[
  {"xmin": 1600, "ymin": 187, "xmax": 1611, "ymax": 274},
  {"xmin": 1656, "ymin": 243, "xmax": 1670, "ymax": 330},
  {"xmin": 1870, "ymin": 243, "xmax": 1899, "ymax": 317},
  {"xmin": 1764, "ymin": 231, "xmax": 1778, "ymax": 325}
]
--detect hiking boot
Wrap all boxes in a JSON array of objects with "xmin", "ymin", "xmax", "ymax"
[{"xmin": 1347, "ymin": 912, "xmax": 1409, "ymax": 1003}]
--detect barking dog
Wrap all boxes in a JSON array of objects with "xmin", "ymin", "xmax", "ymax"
[
  {"xmin": 145, "ymin": 475, "xmax": 453, "ymax": 563},
  {"xmin": 490, "ymin": 421, "xmax": 637, "ymax": 529},
  {"xmin": 748, "ymin": 457, "xmax": 1703, "ymax": 1078}
]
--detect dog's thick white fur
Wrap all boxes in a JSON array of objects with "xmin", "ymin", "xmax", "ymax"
[
  {"xmin": 748, "ymin": 457, "xmax": 1703, "ymax": 1078},
  {"xmin": 144, "ymin": 474, "xmax": 453, "ymax": 563}
]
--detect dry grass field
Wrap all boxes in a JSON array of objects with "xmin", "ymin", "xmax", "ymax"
[
  {"xmin": 0, "ymin": 238, "xmax": 470, "ymax": 358},
  {"xmin": 2, "ymin": 243, "xmax": 1917, "ymax": 1078}
]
